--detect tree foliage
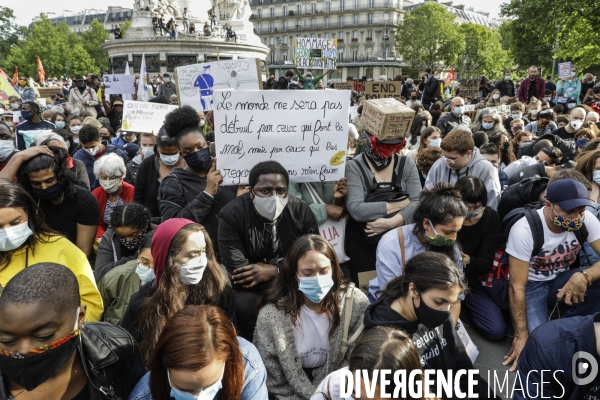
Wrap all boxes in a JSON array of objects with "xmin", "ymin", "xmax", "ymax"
[
  {"xmin": 500, "ymin": 0, "xmax": 600, "ymax": 76},
  {"xmin": 456, "ymin": 23, "xmax": 510, "ymax": 80},
  {"xmin": 395, "ymin": 2, "xmax": 465, "ymax": 70},
  {"xmin": 81, "ymin": 19, "xmax": 110, "ymax": 72},
  {"xmin": 0, "ymin": 6, "xmax": 24, "ymax": 62}
]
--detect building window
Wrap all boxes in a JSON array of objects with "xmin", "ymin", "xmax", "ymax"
[
  {"xmin": 282, "ymin": 52, "xmax": 288, "ymax": 61},
  {"xmin": 270, "ymin": 7, "xmax": 274, "ymax": 17},
  {"xmin": 283, "ymin": 35, "xmax": 288, "ymax": 44},
  {"xmin": 311, "ymin": 3, "xmax": 316, "ymax": 13},
  {"xmin": 269, "ymin": 22, "xmax": 274, "ymax": 31},
  {"xmin": 354, "ymin": 0, "xmax": 359, "ymax": 9},
  {"xmin": 326, "ymin": 1, "xmax": 331, "ymax": 12},
  {"xmin": 283, "ymin": 6, "xmax": 288, "ymax": 15},
  {"xmin": 352, "ymin": 48, "xmax": 358, "ymax": 61},
  {"xmin": 257, "ymin": 23, "xmax": 262, "ymax": 33},
  {"xmin": 353, "ymin": 30, "xmax": 358, "ymax": 38},
  {"xmin": 283, "ymin": 21, "xmax": 287, "ymax": 30},
  {"xmin": 367, "ymin": 29, "xmax": 372, "ymax": 38},
  {"xmin": 368, "ymin": 0, "xmax": 374, "ymax": 8},
  {"xmin": 340, "ymin": 0, "xmax": 345, "ymax": 11},
  {"xmin": 353, "ymin": 15, "xmax": 358, "ymax": 26},
  {"xmin": 297, "ymin": 5, "xmax": 302, "ymax": 15},
  {"xmin": 270, "ymin": 36, "xmax": 275, "ymax": 45},
  {"xmin": 270, "ymin": 53, "xmax": 275, "ymax": 63},
  {"xmin": 367, "ymin": 13, "xmax": 372, "ymax": 24},
  {"xmin": 311, "ymin": 18, "xmax": 315, "ymax": 28},
  {"xmin": 339, "ymin": 15, "xmax": 344, "ymax": 26},
  {"xmin": 338, "ymin": 31, "xmax": 344, "ymax": 39},
  {"xmin": 257, "ymin": 9, "xmax": 262, "ymax": 18},
  {"xmin": 324, "ymin": 17, "xmax": 329, "ymax": 28},
  {"xmin": 311, "ymin": 33, "xmax": 316, "ymax": 38},
  {"xmin": 324, "ymin": 33, "xmax": 330, "ymax": 38},
  {"xmin": 338, "ymin": 50, "xmax": 343, "ymax": 61},
  {"xmin": 384, "ymin": 13, "xmax": 389, "ymax": 21}
]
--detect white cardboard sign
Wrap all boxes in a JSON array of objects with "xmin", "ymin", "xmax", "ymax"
[
  {"xmin": 102, "ymin": 74, "xmax": 136, "ymax": 95},
  {"xmin": 121, "ymin": 100, "xmax": 177, "ymax": 133},
  {"xmin": 175, "ymin": 58, "xmax": 262, "ymax": 112},
  {"xmin": 558, "ymin": 62, "xmax": 572, "ymax": 79},
  {"xmin": 213, "ymin": 90, "xmax": 349, "ymax": 185}
]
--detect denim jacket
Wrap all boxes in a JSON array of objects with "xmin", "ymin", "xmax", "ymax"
[{"xmin": 127, "ymin": 337, "xmax": 268, "ymax": 400}]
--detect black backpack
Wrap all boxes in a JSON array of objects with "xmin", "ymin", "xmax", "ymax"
[
  {"xmin": 354, "ymin": 155, "xmax": 408, "ymax": 245},
  {"xmin": 484, "ymin": 203, "xmax": 589, "ymax": 309}
]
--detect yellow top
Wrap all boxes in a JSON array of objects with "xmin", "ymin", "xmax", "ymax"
[{"xmin": 0, "ymin": 235, "xmax": 104, "ymax": 321}]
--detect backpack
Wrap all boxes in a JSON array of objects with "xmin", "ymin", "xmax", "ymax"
[
  {"xmin": 353, "ymin": 154, "xmax": 408, "ymax": 245},
  {"xmin": 498, "ymin": 176, "xmax": 549, "ymax": 219},
  {"xmin": 484, "ymin": 204, "xmax": 589, "ymax": 309}
]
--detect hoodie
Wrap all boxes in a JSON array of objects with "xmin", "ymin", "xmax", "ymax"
[
  {"xmin": 364, "ymin": 296, "xmax": 494, "ymax": 399},
  {"xmin": 425, "ymin": 147, "xmax": 501, "ymax": 210}
]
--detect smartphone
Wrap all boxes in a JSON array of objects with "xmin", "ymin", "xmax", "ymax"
[{"xmin": 209, "ymin": 142, "xmax": 216, "ymax": 157}]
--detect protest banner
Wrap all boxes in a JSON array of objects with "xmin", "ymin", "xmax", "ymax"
[
  {"xmin": 213, "ymin": 90, "xmax": 349, "ymax": 185},
  {"xmin": 558, "ymin": 62, "xmax": 572, "ymax": 79},
  {"xmin": 458, "ymin": 80, "xmax": 479, "ymax": 100},
  {"xmin": 102, "ymin": 74, "xmax": 136, "ymax": 95},
  {"xmin": 334, "ymin": 82, "xmax": 353, "ymax": 91},
  {"xmin": 121, "ymin": 100, "xmax": 177, "ymax": 133},
  {"xmin": 364, "ymin": 82, "xmax": 402, "ymax": 100},
  {"xmin": 175, "ymin": 58, "xmax": 262, "ymax": 112},
  {"xmin": 0, "ymin": 75, "xmax": 20, "ymax": 105},
  {"xmin": 294, "ymin": 38, "xmax": 338, "ymax": 70}
]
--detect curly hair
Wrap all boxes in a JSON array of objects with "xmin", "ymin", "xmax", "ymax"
[
  {"xmin": 17, "ymin": 146, "xmax": 76, "ymax": 199},
  {"xmin": 138, "ymin": 224, "xmax": 229, "ymax": 368},
  {"xmin": 163, "ymin": 105, "xmax": 201, "ymax": 144},
  {"xmin": 488, "ymin": 132, "xmax": 516, "ymax": 165},
  {"xmin": 110, "ymin": 203, "xmax": 150, "ymax": 230},
  {"xmin": 416, "ymin": 147, "xmax": 442, "ymax": 175}
]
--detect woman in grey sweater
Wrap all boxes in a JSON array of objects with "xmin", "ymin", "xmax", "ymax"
[
  {"xmin": 344, "ymin": 136, "xmax": 421, "ymax": 284},
  {"xmin": 254, "ymin": 235, "xmax": 369, "ymax": 400}
]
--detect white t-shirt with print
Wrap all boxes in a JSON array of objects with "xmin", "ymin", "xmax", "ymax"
[
  {"xmin": 505, "ymin": 209, "xmax": 600, "ymax": 282},
  {"xmin": 293, "ymin": 305, "xmax": 331, "ymax": 369}
]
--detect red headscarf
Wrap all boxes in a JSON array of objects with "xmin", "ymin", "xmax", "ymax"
[
  {"xmin": 369, "ymin": 136, "xmax": 406, "ymax": 159},
  {"xmin": 151, "ymin": 218, "xmax": 195, "ymax": 284}
]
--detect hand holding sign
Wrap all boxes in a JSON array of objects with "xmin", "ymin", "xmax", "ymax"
[{"xmin": 205, "ymin": 158, "xmax": 223, "ymax": 196}]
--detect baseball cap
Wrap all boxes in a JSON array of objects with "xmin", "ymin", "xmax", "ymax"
[
  {"xmin": 545, "ymin": 179, "xmax": 594, "ymax": 210},
  {"xmin": 112, "ymin": 100, "xmax": 124, "ymax": 107}
]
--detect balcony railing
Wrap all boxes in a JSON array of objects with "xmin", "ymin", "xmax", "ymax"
[
  {"xmin": 257, "ymin": 21, "xmax": 393, "ymax": 32},
  {"xmin": 266, "ymin": 56, "xmax": 403, "ymax": 65},
  {"xmin": 251, "ymin": 5, "xmax": 401, "ymax": 19}
]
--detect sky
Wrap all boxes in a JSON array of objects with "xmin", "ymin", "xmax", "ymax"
[{"xmin": 11, "ymin": 0, "xmax": 507, "ymax": 26}]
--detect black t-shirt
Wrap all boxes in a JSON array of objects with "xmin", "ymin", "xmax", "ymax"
[
  {"xmin": 528, "ymin": 79, "xmax": 537, "ymax": 102},
  {"xmin": 38, "ymin": 185, "xmax": 100, "ymax": 244},
  {"xmin": 108, "ymin": 110, "xmax": 122, "ymax": 131},
  {"xmin": 552, "ymin": 126, "xmax": 573, "ymax": 141}
]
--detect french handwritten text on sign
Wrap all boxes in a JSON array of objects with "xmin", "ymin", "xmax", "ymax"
[
  {"xmin": 558, "ymin": 62, "xmax": 572, "ymax": 79},
  {"xmin": 176, "ymin": 58, "xmax": 261, "ymax": 112},
  {"xmin": 121, "ymin": 101, "xmax": 177, "ymax": 133},
  {"xmin": 214, "ymin": 90, "xmax": 349, "ymax": 185},
  {"xmin": 295, "ymin": 38, "xmax": 338, "ymax": 70},
  {"xmin": 364, "ymin": 82, "xmax": 402, "ymax": 100},
  {"xmin": 102, "ymin": 74, "xmax": 136, "ymax": 95}
]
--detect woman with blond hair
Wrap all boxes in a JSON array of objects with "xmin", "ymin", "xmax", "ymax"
[{"xmin": 485, "ymin": 89, "xmax": 502, "ymax": 106}]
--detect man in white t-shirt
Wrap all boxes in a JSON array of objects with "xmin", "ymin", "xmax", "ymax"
[{"xmin": 503, "ymin": 179, "xmax": 600, "ymax": 371}]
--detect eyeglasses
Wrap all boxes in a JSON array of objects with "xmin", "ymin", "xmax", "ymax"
[{"xmin": 441, "ymin": 153, "xmax": 466, "ymax": 165}]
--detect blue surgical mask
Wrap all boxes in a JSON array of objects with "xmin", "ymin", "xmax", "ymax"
[
  {"xmin": 141, "ymin": 147, "xmax": 154, "ymax": 158},
  {"xmin": 577, "ymin": 138, "xmax": 590, "ymax": 149},
  {"xmin": 160, "ymin": 152, "xmax": 180, "ymax": 166},
  {"xmin": 512, "ymin": 113, "xmax": 522, "ymax": 119},
  {"xmin": 168, "ymin": 369, "xmax": 223, "ymax": 400},
  {"xmin": 297, "ymin": 273, "xmax": 334, "ymax": 303},
  {"xmin": 428, "ymin": 138, "xmax": 441, "ymax": 148},
  {"xmin": 452, "ymin": 107, "xmax": 463, "ymax": 116},
  {"xmin": 482, "ymin": 122, "xmax": 494, "ymax": 130},
  {"xmin": 0, "ymin": 140, "xmax": 14, "ymax": 161},
  {"xmin": 593, "ymin": 171, "xmax": 600, "ymax": 186},
  {"xmin": 55, "ymin": 121, "xmax": 66, "ymax": 129},
  {"xmin": 135, "ymin": 263, "xmax": 155, "ymax": 285}
]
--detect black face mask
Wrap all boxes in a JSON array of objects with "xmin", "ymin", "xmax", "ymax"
[
  {"xmin": 0, "ymin": 330, "xmax": 79, "ymax": 391},
  {"xmin": 411, "ymin": 96, "xmax": 417, "ymax": 100},
  {"xmin": 32, "ymin": 183, "xmax": 62, "ymax": 201},
  {"xmin": 184, "ymin": 147, "xmax": 212, "ymax": 172},
  {"xmin": 413, "ymin": 293, "xmax": 451, "ymax": 329}
]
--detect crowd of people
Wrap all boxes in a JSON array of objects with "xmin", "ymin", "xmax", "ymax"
[{"xmin": 1, "ymin": 63, "xmax": 600, "ymax": 399}]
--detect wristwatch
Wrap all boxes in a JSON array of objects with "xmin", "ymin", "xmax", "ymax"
[{"xmin": 580, "ymin": 271, "xmax": 592, "ymax": 286}]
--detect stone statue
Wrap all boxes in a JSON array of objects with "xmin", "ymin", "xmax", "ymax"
[
  {"xmin": 227, "ymin": 0, "xmax": 252, "ymax": 21},
  {"xmin": 148, "ymin": 0, "xmax": 180, "ymax": 17}
]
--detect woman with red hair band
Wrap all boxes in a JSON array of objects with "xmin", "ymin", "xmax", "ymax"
[{"xmin": 127, "ymin": 305, "xmax": 268, "ymax": 400}]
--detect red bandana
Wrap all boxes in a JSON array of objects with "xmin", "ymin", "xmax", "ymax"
[{"xmin": 369, "ymin": 136, "xmax": 405, "ymax": 159}]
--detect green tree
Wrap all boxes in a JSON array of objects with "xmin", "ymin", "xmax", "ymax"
[
  {"xmin": 500, "ymin": 0, "xmax": 600, "ymax": 75},
  {"xmin": 457, "ymin": 23, "xmax": 510, "ymax": 80},
  {"xmin": 81, "ymin": 19, "xmax": 110, "ymax": 72},
  {"xmin": 395, "ymin": 2, "xmax": 465, "ymax": 69},
  {"xmin": 0, "ymin": 6, "xmax": 23, "ymax": 62},
  {"xmin": 121, "ymin": 20, "xmax": 132, "ymax": 38}
]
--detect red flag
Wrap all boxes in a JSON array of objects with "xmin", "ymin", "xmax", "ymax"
[
  {"xmin": 11, "ymin": 66, "xmax": 18, "ymax": 86},
  {"xmin": 445, "ymin": 69, "xmax": 454, "ymax": 84},
  {"xmin": 0, "ymin": 68, "xmax": 9, "ymax": 81},
  {"xmin": 37, "ymin": 56, "xmax": 45, "ymax": 83}
]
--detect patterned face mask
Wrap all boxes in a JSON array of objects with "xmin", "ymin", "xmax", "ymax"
[
  {"xmin": 425, "ymin": 223, "xmax": 456, "ymax": 247},
  {"xmin": 119, "ymin": 227, "xmax": 148, "ymax": 251},
  {"xmin": 551, "ymin": 205, "xmax": 584, "ymax": 232}
]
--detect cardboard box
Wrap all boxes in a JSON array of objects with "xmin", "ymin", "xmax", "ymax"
[
  {"xmin": 364, "ymin": 82, "xmax": 402, "ymax": 100},
  {"xmin": 358, "ymin": 98, "xmax": 415, "ymax": 140}
]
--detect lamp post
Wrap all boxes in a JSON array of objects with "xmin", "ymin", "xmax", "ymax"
[
  {"xmin": 550, "ymin": 24, "xmax": 560, "ymax": 82},
  {"xmin": 64, "ymin": 62, "xmax": 69, "ymax": 79}
]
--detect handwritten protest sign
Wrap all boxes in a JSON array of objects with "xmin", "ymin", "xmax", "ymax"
[
  {"xmin": 364, "ymin": 82, "xmax": 402, "ymax": 100},
  {"xmin": 334, "ymin": 82, "xmax": 353, "ymax": 91},
  {"xmin": 213, "ymin": 90, "xmax": 349, "ymax": 185},
  {"xmin": 295, "ymin": 38, "xmax": 338, "ymax": 70},
  {"xmin": 121, "ymin": 100, "xmax": 177, "ymax": 133},
  {"xmin": 357, "ymin": 98, "xmax": 414, "ymax": 140},
  {"xmin": 558, "ymin": 62, "xmax": 572, "ymax": 79},
  {"xmin": 175, "ymin": 58, "xmax": 262, "ymax": 112},
  {"xmin": 102, "ymin": 74, "xmax": 136, "ymax": 95}
]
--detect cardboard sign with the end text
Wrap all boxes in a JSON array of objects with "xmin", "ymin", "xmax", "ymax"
[
  {"xmin": 364, "ymin": 82, "xmax": 402, "ymax": 100},
  {"xmin": 213, "ymin": 90, "xmax": 349, "ymax": 185},
  {"xmin": 121, "ymin": 100, "xmax": 177, "ymax": 133}
]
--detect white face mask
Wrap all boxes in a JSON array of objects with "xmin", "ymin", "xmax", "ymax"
[
  {"xmin": 179, "ymin": 254, "xmax": 208, "ymax": 285},
  {"xmin": 135, "ymin": 263, "xmax": 155, "ymax": 284},
  {"xmin": 10, "ymin": 103, "xmax": 19, "ymax": 110},
  {"xmin": 160, "ymin": 152, "xmax": 179, "ymax": 165},
  {"xmin": 492, "ymin": 94, "xmax": 500, "ymax": 99},
  {"xmin": 199, "ymin": 119, "xmax": 205, "ymax": 127},
  {"xmin": 86, "ymin": 145, "xmax": 101, "ymax": 156},
  {"xmin": 70, "ymin": 125, "xmax": 82, "ymax": 134},
  {"xmin": 99, "ymin": 178, "xmax": 122, "ymax": 193},
  {"xmin": 428, "ymin": 138, "xmax": 441, "ymax": 147},
  {"xmin": 252, "ymin": 194, "xmax": 288, "ymax": 221},
  {"xmin": 0, "ymin": 221, "xmax": 33, "ymax": 251},
  {"xmin": 168, "ymin": 368, "xmax": 224, "ymax": 400},
  {"xmin": 571, "ymin": 120, "xmax": 584, "ymax": 130},
  {"xmin": 530, "ymin": 110, "xmax": 539, "ymax": 115},
  {"xmin": 0, "ymin": 140, "xmax": 14, "ymax": 161},
  {"xmin": 141, "ymin": 147, "xmax": 154, "ymax": 158}
]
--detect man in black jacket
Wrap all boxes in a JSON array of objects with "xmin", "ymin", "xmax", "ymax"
[
  {"xmin": 218, "ymin": 161, "xmax": 318, "ymax": 340},
  {"xmin": 496, "ymin": 71, "xmax": 515, "ymax": 98},
  {"xmin": 0, "ymin": 263, "xmax": 144, "ymax": 399},
  {"xmin": 418, "ymin": 68, "xmax": 439, "ymax": 110}
]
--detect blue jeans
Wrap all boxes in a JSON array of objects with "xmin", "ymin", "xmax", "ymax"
[
  {"xmin": 462, "ymin": 284, "xmax": 506, "ymax": 341},
  {"xmin": 525, "ymin": 267, "xmax": 600, "ymax": 332}
]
